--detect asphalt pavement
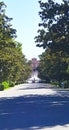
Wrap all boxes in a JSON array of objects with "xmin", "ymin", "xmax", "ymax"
[{"xmin": 0, "ymin": 83, "xmax": 69, "ymax": 130}]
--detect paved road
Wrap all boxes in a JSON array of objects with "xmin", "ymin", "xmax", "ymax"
[{"xmin": 0, "ymin": 83, "xmax": 69, "ymax": 130}]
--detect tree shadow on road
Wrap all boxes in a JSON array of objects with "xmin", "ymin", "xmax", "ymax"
[
  {"xmin": 18, "ymin": 83, "xmax": 54, "ymax": 90},
  {"xmin": 0, "ymin": 93, "xmax": 69, "ymax": 130}
]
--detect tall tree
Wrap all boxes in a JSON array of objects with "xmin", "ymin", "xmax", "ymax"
[
  {"xmin": 0, "ymin": 2, "xmax": 32, "ymax": 83},
  {"xmin": 0, "ymin": 1, "xmax": 16, "ymax": 82},
  {"xmin": 0, "ymin": 2, "xmax": 16, "ymax": 48},
  {"xmin": 38, "ymin": 50, "xmax": 68, "ymax": 85},
  {"xmin": 35, "ymin": 0, "xmax": 69, "ymax": 54},
  {"xmin": 35, "ymin": 0, "xmax": 69, "ymax": 83}
]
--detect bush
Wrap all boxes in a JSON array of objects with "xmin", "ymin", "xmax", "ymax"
[
  {"xmin": 63, "ymin": 80, "xmax": 69, "ymax": 88},
  {"xmin": 9, "ymin": 81, "xmax": 15, "ymax": 87},
  {"xmin": 0, "ymin": 81, "xmax": 15, "ymax": 91},
  {"xmin": 0, "ymin": 83, "xmax": 4, "ymax": 91},
  {"xmin": 2, "ymin": 81, "xmax": 9, "ymax": 89},
  {"xmin": 50, "ymin": 81, "xmax": 59, "ymax": 86}
]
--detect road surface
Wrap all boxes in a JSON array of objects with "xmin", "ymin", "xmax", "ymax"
[{"xmin": 0, "ymin": 83, "xmax": 69, "ymax": 130}]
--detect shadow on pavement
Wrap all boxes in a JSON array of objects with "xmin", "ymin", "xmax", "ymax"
[
  {"xmin": 18, "ymin": 83, "xmax": 54, "ymax": 90},
  {"xmin": 0, "ymin": 93, "xmax": 69, "ymax": 130}
]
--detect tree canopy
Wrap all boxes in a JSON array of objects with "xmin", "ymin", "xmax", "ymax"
[
  {"xmin": 0, "ymin": 1, "xmax": 31, "ymax": 84},
  {"xmin": 35, "ymin": 0, "xmax": 69, "ymax": 85}
]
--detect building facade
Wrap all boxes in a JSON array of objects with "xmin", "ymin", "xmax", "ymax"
[{"xmin": 31, "ymin": 58, "xmax": 39, "ymax": 71}]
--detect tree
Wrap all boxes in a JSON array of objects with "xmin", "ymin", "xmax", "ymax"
[
  {"xmin": 38, "ymin": 49, "xmax": 69, "ymax": 85},
  {"xmin": 38, "ymin": 50, "xmax": 51, "ymax": 81},
  {"xmin": 0, "ymin": 2, "xmax": 32, "ymax": 83},
  {"xmin": 35, "ymin": 0, "xmax": 69, "ymax": 83},
  {"xmin": 35, "ymin": 0, "xmax": 69, "ymax": 54},
  {"xmin": 0, "ymin": 1, "xmax": 16, "ymax": 82}
]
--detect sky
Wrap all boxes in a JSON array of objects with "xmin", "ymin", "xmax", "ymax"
[
  {"xmin": 3, "ymin": 0, "xmax": 45, "ymax": 60},
  {"xmin": 3, "ymin": 0, "xmax": 61, "ymax": 60}
]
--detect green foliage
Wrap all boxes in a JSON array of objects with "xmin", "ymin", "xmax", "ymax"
[
  {"xmin": 63, "ymin": 80, "xmax": 69, "ymax": 88},
  {"xmin": 0, "ymin": 81, "xmax": 15, "ymax": 91},
  {"xmin": 38, "ymin": 49, "xmax": 69, "ymax": 84},
  {"xmin": 35, "ymin": 0, "xmax": 69, "ymax": 54},
  {"xmin": 35, "ymin": 0, "xmax": 69, "ymax": 84},
  {"xmin": 2, "ymin": 81, "xmax": 9, "ymax": 89},
  {"xmin": 0, "ymin": 83, "xmax": 4, "ymax": 91},
  {"xmin": 0, "ymin": 2, "xmax": 32, "ymax": 85},
  {"xmin": 9, "ymin": 81, "xmax": 15, "ymax": 87}
]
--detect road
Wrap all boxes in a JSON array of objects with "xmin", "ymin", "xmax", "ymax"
[{"xmin": 0, "ymin": 83, "xmax": 69, "ymax": 130}]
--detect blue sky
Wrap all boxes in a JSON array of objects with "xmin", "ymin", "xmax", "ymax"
[{"xmin": 3, "ymin": 0, "xmax": 61, "ymax": 60}]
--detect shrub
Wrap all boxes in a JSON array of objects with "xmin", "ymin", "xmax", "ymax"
[
  {"xmin": 64, "ymin": 80, "xmax": 69, "ymax": 88},
  {"xmin": 0, "ymin": 83, "xmax": 4, "ymax": 91},
  {"xmin": 9, "ymin": 81, "xmax": 15, "ymax": 87},
  {"xmin": 2, "ymin": 81, "xmax": 9, "ymax": 89}
]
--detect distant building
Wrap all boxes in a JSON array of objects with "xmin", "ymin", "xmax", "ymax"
[
  {"xmin": 26, "ymin": 58, "xmax": 40, "ymax": 83},
  {"xmin": 31, "ymin": 58, "xmax": 39, "ymax": 71}
]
